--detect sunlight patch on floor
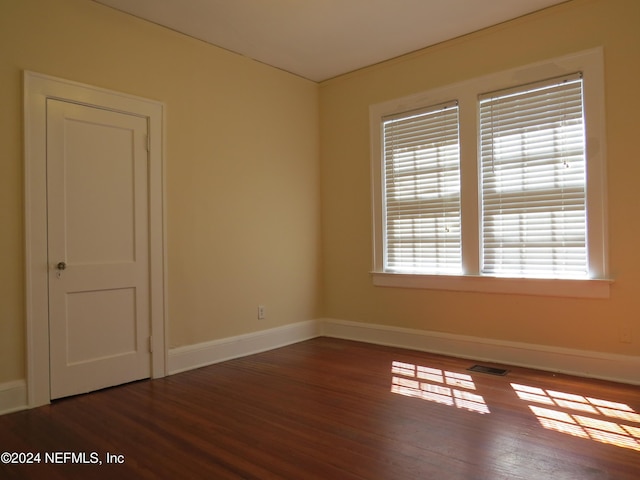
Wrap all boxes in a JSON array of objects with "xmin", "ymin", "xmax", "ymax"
[
  {"xmin": 511, "ymin": 383, "xmax": 640, "ymax": 452},
  {"xmin": 391, "ymin": 361, "xmax": 489, "ymax": 414}
]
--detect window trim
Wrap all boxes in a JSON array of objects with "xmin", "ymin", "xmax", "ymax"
[{"xmin": 369, "ymin": 48, "xmax": 610, "ymax": 298}]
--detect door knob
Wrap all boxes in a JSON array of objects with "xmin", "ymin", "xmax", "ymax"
[{"xmin": 56, "ymin": 261, "xmax": 67, "ymax": 271}]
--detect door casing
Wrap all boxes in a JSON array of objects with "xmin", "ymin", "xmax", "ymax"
[{"xmin": 24, "ymin": 71, "xmax": 167, "ymax": 407}]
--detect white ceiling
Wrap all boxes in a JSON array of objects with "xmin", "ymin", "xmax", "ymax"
[{"xmin": 94, "ymin": 0, "xmax": 568, "ymax": 82}]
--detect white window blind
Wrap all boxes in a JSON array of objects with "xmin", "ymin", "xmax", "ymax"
[
  {"xmin": 479, "ymin": 74, "xmax": 587, "ymax": 278},
  {"xmin": 382, "ymin": 102, "xmax": 461, "ymax": 274}
]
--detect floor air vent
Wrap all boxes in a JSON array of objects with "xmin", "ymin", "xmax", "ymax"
[{"xmin": 468, "ymin": 365, "xmax": 509, "ymax": 376}]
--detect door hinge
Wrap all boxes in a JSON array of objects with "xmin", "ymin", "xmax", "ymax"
[{"xmin": 148, "ymin": 336, "xmax": 153, "ymax": 353}]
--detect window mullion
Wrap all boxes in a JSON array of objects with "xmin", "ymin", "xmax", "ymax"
[{"xmin": 459, "ymin": 94, "xmax": 480, "ymax": 275}]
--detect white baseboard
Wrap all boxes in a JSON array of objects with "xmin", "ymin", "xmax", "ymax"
[
  {"xmin": 0, "ymin": 380, "xmax": 28, "ymax": 415},
  {"xmin": 168, "ymin": 320, "xmax": 320, "ymax": 375},
  {"xmin": 320, "ymin": 318, "xmax": 640, "ymax": 386},
  {"xmin": 167, "ymin": 317, "xmax": 639, "ymax": 385},
  {"xmin": 4, "ymin": 317, "xmax": 636, "ymax": 417}
]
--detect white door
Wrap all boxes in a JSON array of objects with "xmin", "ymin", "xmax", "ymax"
[{"xmin": 46, "ymin": 99, "xmax": 151, "ymax": 399}]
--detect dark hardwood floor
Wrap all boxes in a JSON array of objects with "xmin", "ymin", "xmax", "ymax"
[{"xmin": 1, "ymin": 337, "xmax": 639, "ymax": 479}]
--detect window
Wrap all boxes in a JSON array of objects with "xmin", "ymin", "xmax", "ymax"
[
  {"xmin": 382, "ymin": 102, "xmax": 461, "ymax": 274},
  {"xmin": 479, "ymin": 74, "xmax": 587, "ymax": 279},
  {"xmin": 370, "ymin": 49, "xmax": 609, "ymax": 298}
]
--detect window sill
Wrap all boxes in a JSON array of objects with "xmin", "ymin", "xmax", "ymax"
[{"xmin": 371, "ymin": 272, "xmax": 612, "ymax": 299}]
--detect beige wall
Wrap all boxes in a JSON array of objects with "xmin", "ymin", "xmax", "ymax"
[
  {"xmin": 319, "ymin": 0, "xmax": 640, "ymax": 356},
  {"xmin": 0, "ymin": 0, "xmax": 321, "ymax": 383}
]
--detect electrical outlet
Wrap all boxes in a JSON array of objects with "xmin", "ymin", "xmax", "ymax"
[
  {"xmin": 258, "ymin": 305, "xmax": 266, "ymax": 320},
  {"xmin": 620, "ymin": 326, "xmax": 632, "ymax": 344}
]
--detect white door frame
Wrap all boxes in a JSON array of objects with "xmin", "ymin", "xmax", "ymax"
[{"xmin": 24, "ymin": 71, "xmax": 167, "ymax": 407}]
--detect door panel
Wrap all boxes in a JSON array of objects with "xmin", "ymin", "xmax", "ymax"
[
  {"xmin": 66, "ymin": 288, "xmax": 137, "ymax": 364},
  {"xmin": 47, "ymin": 99, "xmax": 151, "ymax": 399},
  {"xmin": 64, "ymin": 116, "xmax": 137, "ymax": 264}
]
